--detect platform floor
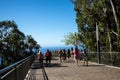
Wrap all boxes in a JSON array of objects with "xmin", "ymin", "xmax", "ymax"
[{"xmin": 28, "ymin": 57, "xmax": 120, "ymax": 80}]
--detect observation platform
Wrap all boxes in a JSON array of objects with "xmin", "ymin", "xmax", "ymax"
[{"xmin": 26, "ymin": 57, "xmax": 120, "ymax": 80}]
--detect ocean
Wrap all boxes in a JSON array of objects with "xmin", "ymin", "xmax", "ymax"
[{"xmin": 39, "ymin": 46, "xmax": 83, "ymax": 54}]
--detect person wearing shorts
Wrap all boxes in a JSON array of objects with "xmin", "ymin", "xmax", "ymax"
[{"xmin": 73, "ymin": 47, "xmax": 79, "ymax": 66}]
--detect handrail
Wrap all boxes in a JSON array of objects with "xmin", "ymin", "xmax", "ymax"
[
  {"xmin": 89, "ymin": 52, "xmax": 120, "ymax": 53},
  {"xmin": 0, "ymin": 54, "xmax": 35, "ymax": 80},
  {"xmin": 0, "ymin": 55, "xmax": 32, "ymax": 75},
  {"xmin": 87, "ymin": 52, "xmax": 120, "ymax": 66}
]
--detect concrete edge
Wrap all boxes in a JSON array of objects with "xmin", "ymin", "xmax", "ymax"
[{"xmin": 88, "ymin": 61, "xmax": 120, "ymax": 70}]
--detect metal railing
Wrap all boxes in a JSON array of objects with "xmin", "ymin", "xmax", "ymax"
[
  {"xmin": 25, "ymin": 60, "xmax": 49, "ymax": 80},
  {"xmin": 0, "ymin": 55, "xmax": 35, "ymax": 80},
  {"xmin": 88, "ymin": 52, "xmax": 120, "ymax": 66}
]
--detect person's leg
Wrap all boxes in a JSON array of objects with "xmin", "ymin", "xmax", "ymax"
[
  {"xmin": 63, "ymin": 56, "xmax": 65, "ymax": 62},
  {"xmin": 46, "ymin": 58, "xmax": 48, "ymax": 66},
  {"xmin": 74, "ymin": 57, "xmax": 78, "ymax": 66},
  {"xmin": 86, "ymin": 57, "xmax": 88, "ymax": 66},
  {"xmin": 74, "ymin": 57, "xmax": 76, "ymax": 63},
  {"xmin": 60, "ymin": 57, "xmax": 62, "ymax": 63},
  {"xmin": 46, "ymin": 58, "xmax": 47, "ymax": 63},
  {"xmin": 49, "ymin": 58, "xmax": 51, "ymax": 64},
  {"xmin": 38, "ymin": 59, "xmax": 40, "ymax": 63},
  {"xmin": 39, "ymin": 59, "xmax": 43, "ymax": 67},
  {"xmin": 83, "ymin": 58, "xmax": 85, "ymax": 65},
  {"xmin": 39, "ymin": 59, "xmax": 41, "ymax": 64},
  {"xmin": 67, "ymin": 55, "xmax": 70, "ymax": 61},
  {"xmin": 76, "ymin": 57, "xmax": 79, "ymax": 66}
]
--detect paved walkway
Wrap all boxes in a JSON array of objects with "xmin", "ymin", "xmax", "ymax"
[{"xmin": 29, "ymin": 57, "xmax": 120, "ymax": 80}]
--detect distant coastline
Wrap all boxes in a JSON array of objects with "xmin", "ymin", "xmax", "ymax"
[{"xmin": 40, "ymin": 45, "xmax": 83, "ymax": 54}]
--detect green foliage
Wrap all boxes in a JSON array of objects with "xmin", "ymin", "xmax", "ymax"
[
  {"xmin": 0, "ymin": 20, "xmax": 40, "ymax": 68},
  {"xmin": 71, "ymin": 0, "xmax": 120, "ymax": 52},
  {"xmin": 62, "ymin": 32, "xmax": 82, "ymax": 47}
]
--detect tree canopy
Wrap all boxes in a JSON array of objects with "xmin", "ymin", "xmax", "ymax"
[
  {"xmin": 0, "ymin": 20, "xmax": 40, "ymax": 68},
  {"xmin": 62, "ymin": 32, "xmax": 82, "ymax": 47},
  {"xmin": 71, "ymin": 0, "xmax": 120, "ymax": 52}
]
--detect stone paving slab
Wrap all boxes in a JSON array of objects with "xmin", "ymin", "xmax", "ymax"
[
  {"xmin": 29, "ymin": 57, "xmax": 120, "ymax": 80},
  {"xmin": 44, "ymin": 57, "xmax": 120, "ymax": 80},
  {"xmin": 26, "ymin": 60, "xmax": 44, "ymax": 80}
]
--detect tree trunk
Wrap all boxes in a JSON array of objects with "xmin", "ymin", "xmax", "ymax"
[
  {"xmin": 110, "ymin": 0, "xmax": 120, "ymax": 50},
  {"xmin": 106, "ymin": 22, "xmax": 112, "ymax": 61}
]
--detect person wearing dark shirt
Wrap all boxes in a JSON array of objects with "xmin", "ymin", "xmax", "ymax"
[
  {"xmin": 45, "ymin": 49, "xmax": 52, "ymax": 66},
  {"xmin": 82, "ymin": 48, "xmax": 88, "ymax": 66}
]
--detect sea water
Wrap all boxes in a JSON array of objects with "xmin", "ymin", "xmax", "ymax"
[{"xmin": 39, "ymin": 46, "xmax": 83, "ymax": 54}]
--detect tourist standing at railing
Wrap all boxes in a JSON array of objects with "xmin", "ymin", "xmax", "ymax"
[
  {"xmin": 45, "ymin": 49, "xmax": 52, "ymax": 67},
  {"xmin": 37, "ymin": 51, "xmax": 43, "ymax": 63},
  {"xmin": 73, "ymin": 47, "xmax": 80, "ymax": 66}
]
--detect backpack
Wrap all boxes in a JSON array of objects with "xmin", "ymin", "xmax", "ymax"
[{"xmin": 46, "ymin": 52, "xmax": 51, "ymax": 57}]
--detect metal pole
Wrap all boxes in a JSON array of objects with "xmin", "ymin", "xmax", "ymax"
[{"xmin": 96, "ymin": 22, "xmax": 100, "ymax": 64}]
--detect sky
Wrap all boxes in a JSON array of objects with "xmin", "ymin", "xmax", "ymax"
[{"xmin": 0, "ymin": 0, "xmax": 77, "ymax": 47}]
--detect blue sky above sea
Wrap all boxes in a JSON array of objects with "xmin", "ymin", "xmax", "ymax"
[{"xmin": 0, "ymin": 0, "xmax": 77, "ymax": 47}]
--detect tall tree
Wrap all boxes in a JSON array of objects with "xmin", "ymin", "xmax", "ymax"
[
  {"xmin": 5, "ymin": 28, "xmax": 25, "ymax": 61},
  {"xmin": 25, "ymin": 35, "xmax": 39, "ymax": 54},
  {"xmin": 0, "ymin": 20, "xmax": 40, "ymax": 67},
  {"xmin": 71, "ymin": 0, "xmax": 120, "ymax": 52}
]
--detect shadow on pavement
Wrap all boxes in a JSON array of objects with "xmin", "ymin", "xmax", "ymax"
[
  {"xmin": 30, "ymin": 62, "xmax": 43, "ymax": 69},
  {"xmin": 31, "ymin": 61, "xmax": 68, "ymax": 69},
  {"xmin": 45, "ymin": 63, "xmax": 68, "ymax": 68}
]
